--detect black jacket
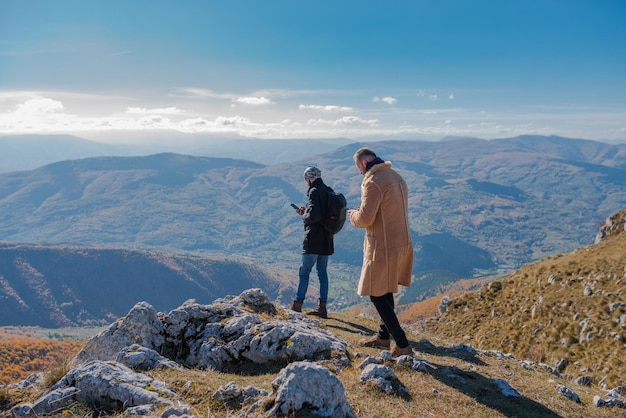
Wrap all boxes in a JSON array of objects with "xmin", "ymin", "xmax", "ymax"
[{"xmin": 302, "ymin": 178, "xmax": 334, "ymax": 255}]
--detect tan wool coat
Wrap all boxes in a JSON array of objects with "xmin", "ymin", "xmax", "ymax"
[{"xmin": 349, "ymin": 161, "xmax": 414, "ymax": 296}]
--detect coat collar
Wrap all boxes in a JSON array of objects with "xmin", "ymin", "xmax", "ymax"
[{"xmin": 364, "ymin": 161, "xmax": 392, "ymax": 180}]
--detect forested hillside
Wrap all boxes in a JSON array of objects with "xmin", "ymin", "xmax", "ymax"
[{"xmin": 0, "ymin": 244, "xmax": 280, "ymax": 327}]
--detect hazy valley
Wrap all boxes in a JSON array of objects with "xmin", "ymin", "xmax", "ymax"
[{"xmin": 0, "ymin": 133, "xmax": 625, "ymax": 324}]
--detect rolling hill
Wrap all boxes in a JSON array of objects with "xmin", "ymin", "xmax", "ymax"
[
  {"xmin": 0, "ymin": 243, "xmax": 280, "ymax": 327},
  {"xmin": 0, "ymin": 135, "xmax": 625, "ymax": 309}
]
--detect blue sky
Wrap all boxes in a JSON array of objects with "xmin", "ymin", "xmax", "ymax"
[{"xmin": 1, "ymin": 0, "xmax": 625, "ymax": 143}]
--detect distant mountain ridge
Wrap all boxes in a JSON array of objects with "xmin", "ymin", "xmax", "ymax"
[
  {"xmin": 0, "ymin": 135, "xmax": 625, "ymax": 308},
  {"xmin": 0, "ymin": 133, "xmax": 354, "ymax": 173},
  {"xmin": 0, "ymin": 243, "xmax": 279, "ymax": 327}
]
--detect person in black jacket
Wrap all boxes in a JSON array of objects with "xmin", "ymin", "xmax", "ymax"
[{"xmin": 290, "ymin": 166, "xmax": 334, "ymax": 318}]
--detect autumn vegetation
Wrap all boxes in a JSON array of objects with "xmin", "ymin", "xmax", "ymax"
[{"xmin": 0, "ymin": 338, "xmax": 84, "ymax": 385}]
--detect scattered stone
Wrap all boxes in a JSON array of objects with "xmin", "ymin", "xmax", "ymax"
[
  {"xmin": 357, "ymin": 356, "xmax": 383, "ymax": 369},
  {"xmin": 378, "ymin": 350, "xmax": 393, "ymax": 362},
  {"xmin": 451, "ymin": 343, "xmax": 478, "ymax": 356},
  {"xmin": 360, "ymin": 363, "xmax": 409, "ymax": 397},
  {"xmin": 575, "ymin": 375, "xmax": 593, "ymax": 386},
  {"xmin": 396, "ymin": 355, "xmax": 429, "ymax": 372},
  {"xmin": 161, "ymin": 405, "xmax": 195, "ymax": 417},
  {"xmin": 212, "ymin": 381, "xmax": 268, "ymax": 408},
  {"xmin": 258, "ymin": 361, "xmax": 355, "ymax": 418},
  {"xmin": 5, "ymin": 373, "xmax": 43, "ymax": 389},
  {"xmin": 609, "ymin": 302, "xmax": 626, "ymax": 312},
  {"xmin": 438, "ymin": 296, "xmax": 452, "ymax": 314},
  {"xmin": 593, "ymin": 396, "xmax": 626, "ymax": 409},
  {"xmin": 125, "ymin": 404, "xmax": 156, "ymax": 415},
  {"xmin": 555, "ymin": 358, "xmax": 568, "ymax": 373},
  {"xmin": 556, "ymin": 384, "xmax": 581, "ymax": 403},
  {"xmin": 493, "ymin": 378, "xmax": 521, "ymax": 397}
]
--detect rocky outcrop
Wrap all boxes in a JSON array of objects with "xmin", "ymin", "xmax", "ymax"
[
  {"xmin": 595, "ymin": 209, "xmax": 626, "ymax": 243},
  {"xmin": 11, "ymin": 361, "xmax": 175, "ymax": 417},
  {"xmin": 12, "ymin": 288, "xmax": 354, "ymax": 417},
  {"xmin": 73, "ymin": 288, "xmax": 349, "ymax": 372}
]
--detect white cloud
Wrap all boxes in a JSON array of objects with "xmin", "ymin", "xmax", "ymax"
[
  {"xmin": 298, "ymin": 104, "xmax": 352, "ymax": 112},
  {"xmin": 235, "ymin": 96, "xmax": 274, "ymax": 105},
  {"xmin": 14, "ymin": 98, "xmax": 65, "ymax": 116},
  {"xmin": 307, "ymin": 116, "xmax": 379, "ymax": 127},
  {"xmin": 126, "ymin": 106, "xmax": 183, "ymax": 115},
  {"xmin": 174, "ymin": 88, "xmax": 235, "ymax": 100},
  {"xmin": 0, "ymin": 90, "xmax": 623, "ymax": 142},
  {"xmin": 372, "ymin": 96, "xmax": 397, "ymax": 105},
  {"xmin": 214, "ymin": 115, "xmax": 254, "ymax": 126}
]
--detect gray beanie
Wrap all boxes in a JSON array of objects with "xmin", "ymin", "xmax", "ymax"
[{"xmin": 303, "ymin": 166, "xmax": 321, "ymax": 180}]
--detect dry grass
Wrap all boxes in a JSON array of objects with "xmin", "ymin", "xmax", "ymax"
[
  {"xmin": 425, "ymin": 220, "xmax": 626, "ymax": 390},
  {"xmin": 1, "ymin": 311, "xmax": 622, "ymax": 417}
]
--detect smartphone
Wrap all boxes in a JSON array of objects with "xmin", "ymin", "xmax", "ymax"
[{"xmin": 290, "ymin": 203, "xmax": 299, "ymax": 210}]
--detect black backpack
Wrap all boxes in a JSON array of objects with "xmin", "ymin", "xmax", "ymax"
[{"xmin": 322, "ymin": 186, "xmax": 347, "ymax": 234}]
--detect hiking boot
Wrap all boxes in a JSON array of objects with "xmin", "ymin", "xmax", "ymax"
[
  {"xmin": 290, "ymin": 300, "xmax": 303, "ymax": 312},
  {"xmin": 307, "ymin": 300, "xmax": 327, "ymax": 319},
  {"xmin": 390, "ymin": 344, "xmax": 413, "ymax": 358},
  {"xmin": 358, "ymin": 335, "xmax": 391, "ymax": 349}
]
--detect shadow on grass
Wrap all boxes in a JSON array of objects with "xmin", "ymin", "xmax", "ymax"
[
  {"xmin": 425, "ymin": 361, "xmax": 563, "ymax": 418},
  {"xmin": 412, "ymin": 338, "xmax": 488, "ymax": 366},
  {"xmin": 324, "ymin": 317, "xmax": 378, "ymax": 337},
  {"xmin": 325, "ymin": 317, "xmax": 488, "ymax": 366}
]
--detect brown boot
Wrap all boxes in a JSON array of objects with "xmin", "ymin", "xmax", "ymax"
[
  {"xmin": 290, "ymin": 300, "xmax": 303, "ymax": 312},
  {"xmin": 307, "ymin": 300, "xmax": 328, "ymax": 319},
  {"xmin": 390, "ymin": 344, "xmax": 413, "ymax": 358},
  {"xmin": 358, "ymin": 335, "xmax": 391, "ymax": 349}
]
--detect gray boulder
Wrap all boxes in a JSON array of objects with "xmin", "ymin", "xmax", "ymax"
[
  {"xmin": 116, "ymin": 343, "xmax": 182, "ymax": 370},
  {"xmin": 72, "ymin": 301, "xmax": 165, "ymax": 365},
  {"xmin": 12, "ymin": 360, "xmax": 174, "ymax": 417},
  {"xmin": 556, "ymin": 384, "xmax": 581, "ymax": 403},
  {"xmin": 360, "ymin": 363, "xmax": 409, "ymax": 397},
  {"xmin": 257, "ymin": 361, "xmax": 356, "ymax": 418}
]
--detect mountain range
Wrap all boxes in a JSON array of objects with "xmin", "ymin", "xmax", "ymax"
[
  {"xmin": 0, "ymin": 134, "xmax": 625, "ymax": 315},
  {"xmin": 0, "ymin": 133, "xmax": 353, "ymax": 173}
]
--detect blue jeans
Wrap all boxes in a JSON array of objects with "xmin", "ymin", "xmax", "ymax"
[{"xmin": 296, "ymin": 253, "xmax": 329, "ymax": 302}]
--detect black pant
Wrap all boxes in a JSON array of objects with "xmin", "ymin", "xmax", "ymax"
[{"xmin": 370, "ymin": 292, "xmax": 409, "ymax": 348}]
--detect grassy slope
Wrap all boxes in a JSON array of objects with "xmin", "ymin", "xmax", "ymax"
[{"xmin": 422, "ymin": 213, "xmax": 626, "ymax": 390}]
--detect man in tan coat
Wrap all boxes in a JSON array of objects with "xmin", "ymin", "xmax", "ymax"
[{"xmin": 348, "ymin": 147, "xmax": 414, "ymax": 357}]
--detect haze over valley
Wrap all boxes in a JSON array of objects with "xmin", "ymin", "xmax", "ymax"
[{"xmin": 0, "ymin": 133, "xmax": 625, "ymax": 326}]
